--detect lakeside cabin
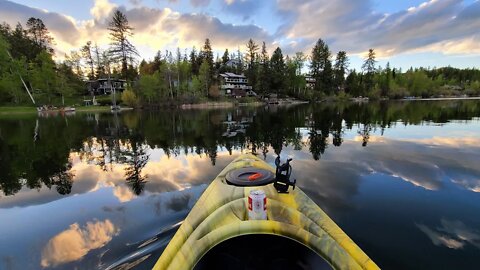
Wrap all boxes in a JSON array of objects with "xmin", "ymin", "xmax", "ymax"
[
  {"xmin": 219, "ymin": 72, "xmax": 256, "ymax": 98},
  {"xmin": 305, "ymin": 75, "xmax": 316, "ymax": 90},
  {"xmin": 86, "ymin": 78, "xmax": 127, "ymax": 95}
]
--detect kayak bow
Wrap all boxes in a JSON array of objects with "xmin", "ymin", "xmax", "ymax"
[{"xmin": 154, "ymin": 154, "xmax": 379, "ymax": 270}]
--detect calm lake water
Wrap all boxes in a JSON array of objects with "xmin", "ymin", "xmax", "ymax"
[{"xmin": 1, "ymin": 100, "xmax": 480, "ymax": 270}]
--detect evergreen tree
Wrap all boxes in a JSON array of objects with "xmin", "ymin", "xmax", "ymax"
[
  {"xmin": 345, "ymin": 69, "xmax": 364, "ymax": 96},
  {"xmin": 380, "ymin": 62, "xmax": 391, "ymax": 97},
  {"xmin": 245, "ymin": 39, "xmax": 259, "ymax": 88},
  {"xmin": 222, "ymin": 49, "xmax": 230, "ymax": 64},
  {"xmin": 310, "ymin": 38, "xmax": 333, "ymax": 96},
  {"xmin": 236, "ymin": 48, "xmax": 244, "ymax": 74},
  {"xmin": 189, "ymin": 46, "xmax": 199, "ymax": 75},
  {"xmin": 93, "ymin": 43, "xmax": 105, "ymax": 78},
  {"xmin": 270, "ymin": 47, "xmax": 285, "ymax": 96},
  {"xmin": 199, "ymin": 60, "xmax": 211, "ymax": 97},
  {"xmin": 256, "ymin": 41, "xmax": 270, "ymax": 96},
  {"xmin": 81, "ymin": 41, "xmax": 95, "ymax": 79},
  {"xmin": 26, "ymin": 17, "xmax": 54, "ymax": 54},
  {"xmin": 362, "ymin": 49, "xmax": 376, "ymax": 93},
  {"xmin": 108, "ymin": 10, "xmax": 139, "ymax": 80},
  {"xmin": 200, "ymin": 38, "xmax": 214, "ymax": 77},
  {"xmin": 333, "ymin": 51, "xmax": 349, "ymax": 92}
]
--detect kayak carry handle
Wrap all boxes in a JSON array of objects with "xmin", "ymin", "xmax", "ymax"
[{"xmin": 274, "ymin": 156, "xmax": 296, "ymax": 193}]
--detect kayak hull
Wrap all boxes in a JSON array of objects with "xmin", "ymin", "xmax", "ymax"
[{"xmin": 154, "ymin": 154, "xmax": 379, "ymax": 270}]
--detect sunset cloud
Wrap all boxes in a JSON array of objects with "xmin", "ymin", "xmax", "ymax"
[
  {"xmin": 417, "ymin": 219, "xmax": 480, "ymax": 250},
  {"xmin": 276, "ymin": 0, "xmax": 480, "ymax": 56},
  {"xmin": 41, "ymin": 219, "xmax": 118, "ymax": 267},
  {"xmin": 0, "ymin": 0, "xmax": 478, "ymax": 66}
]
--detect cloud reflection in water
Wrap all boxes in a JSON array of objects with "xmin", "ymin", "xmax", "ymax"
[
  {"xmin": 417, "ymin": 219, "xmax": 480, "ymax": 250},
  {"xmin": 41, "ymin": 219, "xmax": 118, "ymax": 268}
]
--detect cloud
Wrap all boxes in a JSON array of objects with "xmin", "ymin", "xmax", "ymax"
[
  {"xmin": 113, "ymin": 185, "xmax": 135, "ymax": 202},
  {"xmin": 129, "ymin": 0, "xmax": 142, "ymax": 6},
  {"xmin": 222, "ymin": 0, "xmax": 262, "ymax": 21},
  {"xmin": 0, "ymin": 0, "xmax": 80, "ymax": 45},
  {"xmin": 0, "ymin": 0, "xmax": 273, "ymax": 58},
  {"xmin": 90, "ymin": 0, "xmax": 117, "ymax": 22},
  {"xmin": 417, "ymin": 219, "xmax": 480, "ymax": 250},
  {"xmin": 41, "ymin": 219, "xmax": 118, "ymax": 267},
  {"xmin": 1, "ymin": 0, "xmax": 480, "ymax": 60},
  {"xmin": 190, "ymin": 0, "xmax": 211, "ymax": 7},
  {"xmin": 417, "ymin": 223, "xmax": 465, "ymax": 249},
  {"xmin": 299, "ymin": 135, "xmax": 480, "ymax": 192},
  {"xmin": 276, "ymin": 0, "xmax": 480, "ymax": 56}
]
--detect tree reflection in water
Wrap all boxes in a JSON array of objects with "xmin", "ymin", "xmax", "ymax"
[
  {"xmin": 124, "ymin": 134, "xmax": 149, "ymax": 195},
  {"xmin": 0, "ymin": 100, "xmax": 479, "ymax": 197}
]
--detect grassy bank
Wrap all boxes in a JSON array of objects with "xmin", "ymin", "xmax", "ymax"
[
  {"xmin": 0, "ymin": 106, "xmax": 114, "ymax": 114},
  {"xmin": 0, "ymin": 107, "xmax": 37, "ymax": 114}
]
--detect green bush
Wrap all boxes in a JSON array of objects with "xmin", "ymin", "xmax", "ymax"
[{"xmin": 121, "ymin": 89, "xmax": 138, "ymax": 107}]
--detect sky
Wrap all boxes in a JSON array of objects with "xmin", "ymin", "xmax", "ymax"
[{"xmin": 0, "ymin": 0, "xmax": 479, "ymax": 71}]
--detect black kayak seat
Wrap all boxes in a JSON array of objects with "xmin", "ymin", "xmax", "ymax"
[{"xmin": 225, "ymin": 167, "xmax": 275, "ymax": 186}]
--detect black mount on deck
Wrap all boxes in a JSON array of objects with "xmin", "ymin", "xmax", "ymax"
[{"xmin": 274, "ymin": 156, "xmax": 296, "ymax": 193}]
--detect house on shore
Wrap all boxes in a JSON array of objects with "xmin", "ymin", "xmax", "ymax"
[
  {"xmin": 219, "ymin": 73, "xmax": 255, "ymax": 98},
  {"xmin": 86, "ymin": 78, "xmax": 127, "ymax": 95},
  {"xmin": 305, "ymin": 75, "xmax": 315, "ymax": 90}
]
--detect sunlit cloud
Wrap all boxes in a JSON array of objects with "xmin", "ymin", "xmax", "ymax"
[
  {"xmin": 330, "ymin": 135, "xmax": 480, "ymax": 192},
  {"xmin": 403, "ymin": 136, "xmax": 480, "ymax": 147},
  {"xmin": 41, "ymin": 219, "xmax": 118, "ymax": 267},
  {"xmin": 416, "ymin": 219, "xmax": 480, "ymax": 250},
  {"xmin": 1, "ymin": 0, "xmax": 478, "ymax": 63},
  {"xmin": 113, "ymin": 185, "xmax": 135, "ymax": 202},
  {"xmin": 417, "ymin": 223, "xmax": 465, "ymax": 249},
  {"xmin": 276, "ymin": 0, "xmax": 480, "ymax": 56}
]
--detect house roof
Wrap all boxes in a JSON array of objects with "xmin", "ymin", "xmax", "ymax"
[
  {"xmin": 86, "ymin": 78, "xmax": 127, "ymax": 83},
  {"xmin": 220, "ymin": 72, "xmax": 246, "ymax": 78}
]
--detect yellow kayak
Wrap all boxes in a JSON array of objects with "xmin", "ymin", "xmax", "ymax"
[{"xmin": 153, "ymin": 154, "xmax": 379, "ymax": 270}]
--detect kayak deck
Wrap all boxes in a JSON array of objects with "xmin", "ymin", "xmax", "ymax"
[{"xmin": 154, "ymin": 154, "xmax": 379, "ymax": 270}]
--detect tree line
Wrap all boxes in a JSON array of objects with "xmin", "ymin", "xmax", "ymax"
[
  {"xmin": 2, "ymin": 99, "xmax": 480, "ymax": 196},
  {"xmin": 1, "ymin": 10, "xmax": 479, "ymax": 106}
]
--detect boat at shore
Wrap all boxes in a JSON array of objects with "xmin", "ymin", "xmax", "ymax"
[
  {"xmin": 154, "ymin": 154, "xmax": 379, "ymax": 270},
  {"xmin": 36, "ymin": 105, "xmax": 76, "ymax": 115}
]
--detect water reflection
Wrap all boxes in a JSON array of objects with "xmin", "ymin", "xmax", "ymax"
[
  {"xmin": 1, "ymin": 100, "xmax": 480, "ymax": 270},
  {"xmin": 0, "ymin": 100, "xmax": 479, "ymax": 198},
  {"xmin": 417, "ymin": 219, "xmax": 480, "ymax": 250},
  {"xmin": 41, "ymin": 219, "xmax": 118, "ymax": 268}
]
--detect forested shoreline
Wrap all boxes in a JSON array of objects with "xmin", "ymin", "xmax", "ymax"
[{"xmin": 0, "ymin": 10, "xmax": 479, "ymax": 107}]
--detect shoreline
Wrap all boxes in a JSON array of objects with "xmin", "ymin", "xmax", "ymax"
[
  {"xmin": 1, "ymin": 96, "xmax": 479, "ymax": 114},
  {"xmin": 401, "ymin": 96, "xmax": 480, "ymax": 101}
]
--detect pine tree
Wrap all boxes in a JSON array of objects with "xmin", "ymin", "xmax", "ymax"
[
  {"xmin": 270, "ymin": 47, "xmax": 285, "ymax": 96},
  {"xmin": 93, "ymin": 43, "xmax": 105, "ymax": 78},
  {"xmin": 236, "ymin": 48, "xmax": 244, "ymax": 74},
  {"xmin": 333, "ymin": 51, "xmax": 349, "ymax": 92},
  {"xmin": 189, "ymin": 47, "xmax": 199, "ymax": 75},
  {"xmin": 26, "ymin": 17, "xmax": 54, "ymax": 54},
  {"xmin": 222, "ymin": 49, "xmax": 230, "ymax": 64},
  {"xmin": 257, "ymin": 41, "xmax": 270, "ymax": 96},
  {"xmin": 381, "ymin": 62, "xmax": 391, "ymax": 97},
  {"xmin": 245, "ymin": 39, "xmax": 259, "ymax": 90},
  {"xmin": 81, "ymin": 41, "xmax": 95, "ymax": 79},
  {"xmin": 362, "ymin": 49, "xmax": 376, "ymax": 93},
  {"xmin": 201, "ymin": 38, "xmax": 214, "ymax": 77},
  {"xmin": 310, "ymin": 38, "xmax": 333, "ymax": 96},
  {"xmin": 108, "ymin": 10, "xmax": 138, "ymax": 80}
]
